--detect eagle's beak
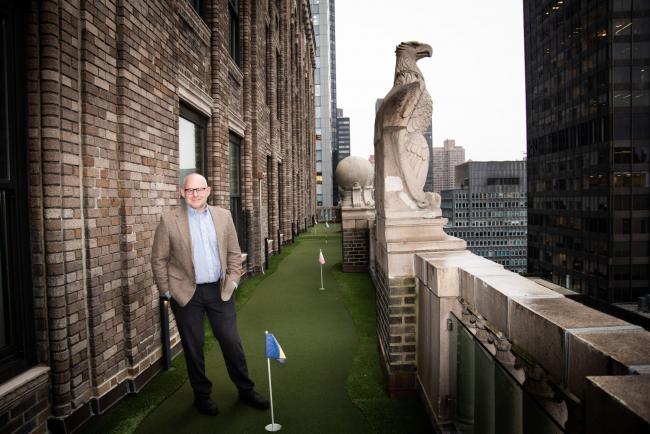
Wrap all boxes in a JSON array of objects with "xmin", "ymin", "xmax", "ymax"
[{"xmin": 416, "ymin": 44, "xmax": 433, "ymax": 59}]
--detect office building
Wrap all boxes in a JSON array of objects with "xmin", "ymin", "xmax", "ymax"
[
  {"xmin": 337, "ymin": 108, "xmax": 351, "ymax": 162},
  {"xmin": 442, "ymin": 161, "xmax": 528, "ymax": 273},
  {"xmin": 312, "ymin": 0, "xmax": 338, "ymax": 207},
  {"xmin": 432, "ymin": 139, "xmax": 466, "ymax": 192},
  {"xmin": 525, "ymin": 0, "xmax": 650, "ymax": 301}
]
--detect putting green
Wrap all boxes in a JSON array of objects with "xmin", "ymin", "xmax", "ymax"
[{"xmin": 135, "ymin": 224, "xmax": 372, "ymax": 433}]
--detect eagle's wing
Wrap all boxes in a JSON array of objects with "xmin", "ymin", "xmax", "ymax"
[
  {"xmin": 396, "ymin": 87, "xmax": 431, "ymax": 205},
  {"xmin": 407, "ymin": 90, "xmax": 432, "ymax": 134},
  {"xmin": 380, "ymin": 82, "xmax": 422, "ymax": 128}
]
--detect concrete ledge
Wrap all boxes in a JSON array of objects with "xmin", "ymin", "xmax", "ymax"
[
  {"xmin": 585, "ymin": 375, "xmax": 650, "ymax": 434},
  {"xmin": 414, "ymin": 250, "xmax": 490, "ymax": 294},
  {"xmin": 568, "ymin": 329, "xmax": 650, "ymax": 399},
  {"xmin": 476, "ymin": 274, "xmax": 562, "ymax": 334},
  {"xmin": 509, "ymin": 297, "xmax": 630, "ymax": 385},
  {"xmin": 415, "ymin": 249, "xmax": 650, "ymax": 429}
]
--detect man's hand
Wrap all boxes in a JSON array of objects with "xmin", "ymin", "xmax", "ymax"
[
  {"xmin": 220, "ymin": 280, "xmax": 237, "ymax": 302},
  {"xmin": 163, "ymin": 291, "xmax": 171, "ymax": 300}
]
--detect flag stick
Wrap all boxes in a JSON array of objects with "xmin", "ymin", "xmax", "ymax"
[
  {"xmin": 319, "ymin": 263, "xmax": 325, "ymax": 290},
  {"xmin": 265, "ymin": 337, "xmax": 281, "ymax": 431}
]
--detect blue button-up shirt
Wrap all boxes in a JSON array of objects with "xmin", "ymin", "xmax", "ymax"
[{"xmin": 187, "ymin": 206, "xmax": 221, "ymax": 284}]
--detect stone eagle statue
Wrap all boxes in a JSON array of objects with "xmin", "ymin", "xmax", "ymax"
[{"xmin": 374, "ymin": 41, "xmax": 441, "ymax": 215}]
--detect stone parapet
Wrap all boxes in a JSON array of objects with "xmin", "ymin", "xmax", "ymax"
[
  {"xmin": 415, "ymin": 250, "xmax": 650, "ymax": 431},
  {"xmin": 585, "ymin": 375, "xmax": 650, "ymax": 434}
]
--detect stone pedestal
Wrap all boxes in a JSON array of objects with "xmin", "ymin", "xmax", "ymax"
[
  {"xmin": 341, "ymin": 206, "xmax": 375, "ymax": 272},
  {"xmin": 373, "ymin": 211, "xmax": 466, "ymax": 396}
]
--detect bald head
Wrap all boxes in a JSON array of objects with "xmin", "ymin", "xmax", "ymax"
[
  {"xmin": 183, "ymin": 173, "xmax": 208, "ymax": 189},
  {"xmin": 181, "ymin": 173, "xmax": 211, "ymax": 211}
]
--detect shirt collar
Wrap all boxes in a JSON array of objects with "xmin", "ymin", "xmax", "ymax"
[{"xmin": 187, "ymin": 205, "xmax": 209, "ymax": 217}]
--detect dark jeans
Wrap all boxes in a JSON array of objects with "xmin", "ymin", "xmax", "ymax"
[{"xmin": 171, "ymin": 282, "xmax": 254, "ymax": 400}]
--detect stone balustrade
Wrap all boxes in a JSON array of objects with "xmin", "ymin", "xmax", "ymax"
[{"xmin": 415, "ymin": 249, "xmax": 650, "ymax": 433}]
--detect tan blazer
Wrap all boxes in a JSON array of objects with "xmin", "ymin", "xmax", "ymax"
[{"xmin": 151, "ymin": 205, "xmax": 242, "ymax": 306}]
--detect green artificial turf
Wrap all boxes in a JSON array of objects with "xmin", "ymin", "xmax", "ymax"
[
  {"xmin": 332, "ymin": 268, "xmax": 432, "ymax": 433},
  {"xmin": 79, "ymin": 223, "xmax": 432, "ymax": 433},
  {"xmin": 77, "ymin": 243, "xmax": 298, "ymax": 434}
]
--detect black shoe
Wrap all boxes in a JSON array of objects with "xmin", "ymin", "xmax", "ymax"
[
  {"xmin": 238, "ymin": 390, "xmax": 270, "ymax": 410},
  {"xmin": 194, "ymin": 398, "xmax": 219, "ymax": 416}
]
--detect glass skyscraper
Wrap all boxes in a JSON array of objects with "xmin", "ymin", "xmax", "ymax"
[
  {"xmin": 525, "ymin": 0, "xmax": 650, "ymax": 302},
  {"xmin": 311, "ymin": 0, "xmax": 337, "ymax": 207}
]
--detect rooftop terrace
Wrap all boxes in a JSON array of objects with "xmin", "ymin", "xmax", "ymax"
[
  {"xmin": 74, "ymin": 221, "xmax": 650, "ymax": 433},
  {"xmin": 78, "ymin": 224, "xmax": 432, "ymax": 433}
]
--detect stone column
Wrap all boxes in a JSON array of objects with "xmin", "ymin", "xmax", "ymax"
[
  {"xmin": 335, "ymin": 156, "xmax": 376, "ymax": 273},
  {"xmin": 341, "ymin": 206, "xmax": 375, "ymax": 272},
  {"xmin": 372, "ymin": 41, "xmax": 466, "ymax": 395},
  {"xmin": 374, "ymin": 211, "xmax": 465, "ymax": 395}
]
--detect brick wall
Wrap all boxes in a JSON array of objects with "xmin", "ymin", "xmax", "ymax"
[
  {"xmin": 340, "ymin": 208, "xmax": 375, "ymax": 272},
  {"xmin": 371, "ymin": 264, "xmax": 418, "ymax": 395},
  {"xmin": 342, "ymin": 228, "xmax": 370, "ymax": 271},
  {"xmin": 8, "ymin": 0, "xmax": 316, "ymax": 432}
]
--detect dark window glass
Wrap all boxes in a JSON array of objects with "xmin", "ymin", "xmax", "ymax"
[
  {"xmin": 229, "ymin": 133, "xmax": 246, "ymax": 251},
  {"xmin": 187, "ymin": 0, "xmax": 204, "ymax": 18},
  {"xmin": 265, "ymin": 25, "xmax": 271, "ymax": 106},
  {"xmin": 0, "ymin": 3, "xmax": 36, "ymax": 383},
  {"xmin": 266, "ymin": 156, "xmax": 272, "ymax": 236},
  {"xmin": 276, "ymin": 50, "xmax": 281, "ymax": 119},
  {"xmin": 229, "ymin": 0, "xmax": 240, "ymax": 65},
  {"xmin": 277, "ymin": 162, "xmax": 283, "ymax": 230}
]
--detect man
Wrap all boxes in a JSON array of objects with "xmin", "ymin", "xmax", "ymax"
[{"xmin": 151, "ymin": 173, "xmax": 269, "ymax": 416}]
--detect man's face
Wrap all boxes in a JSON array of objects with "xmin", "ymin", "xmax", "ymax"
[{"xmin": 181, "ymin": 174, "xmax": 211, "ymax": 211}]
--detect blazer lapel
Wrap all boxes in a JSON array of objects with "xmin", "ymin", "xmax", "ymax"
[
  {"xmin": 209, "ymin": 206, "xmax": 226, "ymax": 274},
  {"xmin": 176, "ymin": 207, "xmax": 193, "ymax": 263}
]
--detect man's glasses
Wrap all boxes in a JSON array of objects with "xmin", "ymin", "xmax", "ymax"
[{"xmin": 184, "ymin": 187, "xmax": 207, "ymax": 196}]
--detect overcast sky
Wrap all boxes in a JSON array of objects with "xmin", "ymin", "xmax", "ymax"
[{"xmin": 335, "ymin": 0, "xmax": 527, "ymax": 162}]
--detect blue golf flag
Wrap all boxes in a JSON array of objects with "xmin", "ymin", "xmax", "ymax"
[{"xmin": 265, "ymin": 332, "xmax": 286, "ymax": 364}]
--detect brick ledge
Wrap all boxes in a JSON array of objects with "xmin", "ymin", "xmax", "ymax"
[{"xmin": 0, "ymin": 365, "xmax": 50, "ymax": 411}]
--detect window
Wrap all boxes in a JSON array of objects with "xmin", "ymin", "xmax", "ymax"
[
  {"xmin": 187, "ymin": 0, "xmax": 205, "ymax": 18},
  {"xmin": 0, "ymin": 3, "xmax": 36, "ymax": 383},
  {"xmin": 265, "ymin": 25, "xmax": 271, "ymax": 106},
  {"xmin": 229, "ymin": 0, "xmax": 240, "ymax": 65},
  {"xmin": 179, "ymin": 103, "xmax": 207, "ymax": 187},
  {"xmin": 276, "ymin": 50, "xmax": 281, "ymax": 119},
  {"xmin": 277, "ymin": 162, "xmax": 283, "ymax": 231},
  {"xmin": 266, "ymin": 156, "xmax": 273, "ymax": 238},
  {"xmin": 229, "ymin": 133, "xmax": 246, "ymax": 251}
]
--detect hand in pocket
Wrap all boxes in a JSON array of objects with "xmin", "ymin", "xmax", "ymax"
[{"xmin": 221, "ymin": 279, "xmax": 236, "ymax": 301}]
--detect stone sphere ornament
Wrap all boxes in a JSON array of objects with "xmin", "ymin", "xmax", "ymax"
[{"xmin": 335, "ymin": 155, "xmax": 373, "ymax": 190}]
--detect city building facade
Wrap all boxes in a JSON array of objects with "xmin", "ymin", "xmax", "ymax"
[
  {"xmin": 0, "ymin": 0, "xmax": 316, "ymax": 432},
  {"xmin": 311, "ymin": 0, "xmax": 337, "ymax": 207},
  {"xmin": 442, "ymin": 161, "xmax": 528, "ymax": 273},
  {"xmin": 525, "ymin": 0, "xmax": 650, "ymax": 301},
  {"xmin": 432, "ymin": 139, "xmax": 466, "ymax": 193},
  {"xmin": 336, "ymin": 108, "xmax": 350, "ymax": 162}
]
